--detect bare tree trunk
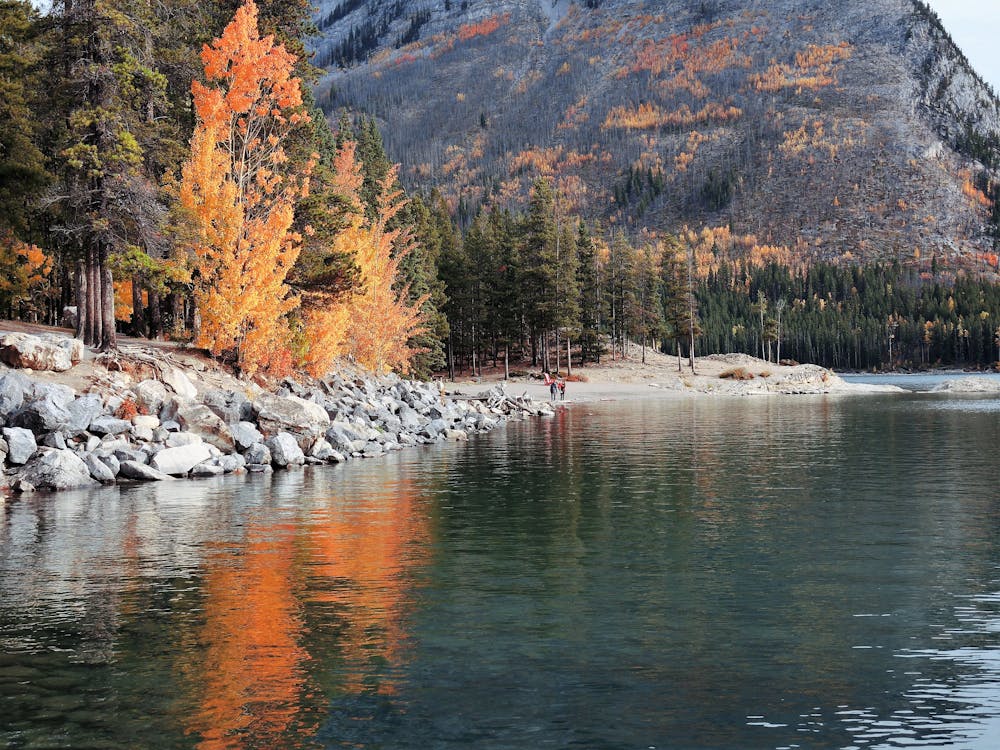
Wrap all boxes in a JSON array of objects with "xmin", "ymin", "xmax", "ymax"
[
  {"xmin": 504, "ymin": 345, "xmax": 509, "ymax": 380},
  {"xmin": 75, "ymin": 259, "xmax": 88, "ymax": 341},
  {"xmin": 566, "ymin": 337, "xmax": 572, "ymax": 377},
  {"xmin": 170, "ymin": 293, "xmax": 183, "ymax": 338},
  {"xmin": 556, "ymin": 330, "xmax": 561, "ymax": 374},
  {"xmin": 87, "ymin": 247, "xmax": 100, "ymax": 346},
  {"xmin": 148, "ymin": 287, "xmax": 162, "ymax": 339},
  {"xmin": 99, "ymin": 256, "xmax": 115, "ymax": 351},
  {"xmin": 131, "ymin": 275, "xmax": 145, "ymax": 337}
]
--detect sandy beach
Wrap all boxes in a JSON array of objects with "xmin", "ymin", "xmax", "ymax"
[{"xmin": 446, "ymin": 346, "xmax": 905, "ymax": 403}]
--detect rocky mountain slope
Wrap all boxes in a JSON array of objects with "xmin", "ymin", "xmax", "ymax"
[{"xmin": 312, "ymin": 0, "xmax": 1000, "ymax": 273}]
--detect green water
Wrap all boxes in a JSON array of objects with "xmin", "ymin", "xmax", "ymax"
[{"xmin": 3, "ymin": 393, "xmax": 1000, "ymax": 749}]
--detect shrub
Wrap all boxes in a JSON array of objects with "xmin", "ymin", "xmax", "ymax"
[
  {"xmin": 720, "ymin": 367, "xmax": 755, "ymax": 380},
  {"xmin": 115, "ymin": 398, "xmax": 140, "ymax": 420}
]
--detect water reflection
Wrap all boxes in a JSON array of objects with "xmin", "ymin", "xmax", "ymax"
[{"xmin": 3, "ymin": 395, "xmax": 1000, "ymax": 748}]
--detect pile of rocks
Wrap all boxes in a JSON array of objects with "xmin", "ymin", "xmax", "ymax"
[{"xmin": 0, "ymin": 367, "xmax": 554, "ymax": 493}]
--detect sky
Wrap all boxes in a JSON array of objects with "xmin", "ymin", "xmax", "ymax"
[{"xmin": 925, "ymin": 0, "xmax": 1000, "ymax": 92}]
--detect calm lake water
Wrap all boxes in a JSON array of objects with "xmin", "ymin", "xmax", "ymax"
[{"xmin": 3, "ymin": 392, "xmax": 1000, "ymax": 749}]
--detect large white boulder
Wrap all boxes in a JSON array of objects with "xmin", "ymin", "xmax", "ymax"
[
  {"xmin": 150, "ymin": 443, "xmax": 213, "ymax": 476},
  {"xmin": 265, "ymin": 432, "xmax": 305, "ymax": 467},
  {"xmin": 254, "ymin": 393, "xmax": 330, "ymax": 437},
  {"xmin": 0, "ymin": 333, "xmax": 73, "ymax": 372}
]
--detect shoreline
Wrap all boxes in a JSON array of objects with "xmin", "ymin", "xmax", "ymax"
[
  {"xmin": 447, "ymin": 352, "xmax": 908, "ymax": 404},
  {"xmin": 0, "ymin": 325, "xmax": 556, "ymax": 495}
]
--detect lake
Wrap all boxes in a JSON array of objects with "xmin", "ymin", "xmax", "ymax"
[{"xmin": 3, "ymin": 391, "xmax": 1000, "ymax": 749}]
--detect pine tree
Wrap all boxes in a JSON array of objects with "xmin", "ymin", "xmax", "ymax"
[
  {"xmin": 520, "ymin": 177, "xmax": 559, "ymax": 368},
  {"xmin": 0, "ymin": 1, "xmax": 48, "ymax": 239},
  {"xmin": 576, "ymin": 221, "xmax": 603, "ymax": 363},
  {"xmin": 55, "ymin": 0, "xmax": 177, "ymax": 351}
]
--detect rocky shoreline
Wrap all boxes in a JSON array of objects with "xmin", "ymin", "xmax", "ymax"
[{"xmin": 0, "ymin": 331, "xmax": 555, "ymax": 494}]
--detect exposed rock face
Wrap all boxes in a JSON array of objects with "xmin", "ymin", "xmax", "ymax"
[
  {"xmin": 17, "ymin": 449, "xmax": 99, "ymax": 491},
  {"xmin": 313, "ymin": 0, "xmax": 1000, "ymax": 270}
]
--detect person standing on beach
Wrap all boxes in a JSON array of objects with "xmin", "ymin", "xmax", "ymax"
[
  {"xmin": 544, "ymin": 371, "xmax": 558, "ymax": 401},
  {"xmin": 558, "ymin": 380, "xmax": 566, "ymax": 400}
]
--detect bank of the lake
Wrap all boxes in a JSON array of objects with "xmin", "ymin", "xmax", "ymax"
[{"xmin": 0, "ymin": 326, "xmax": 556, "ymax": 495}]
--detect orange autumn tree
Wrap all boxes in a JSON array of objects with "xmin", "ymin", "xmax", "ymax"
[
  {"xmin": 300, "ymin": 140, "xmax": 427, "ymax": 377},
  {"xmin": 179, "ymin": 0, "xmax": 312, "ymax": 376}
]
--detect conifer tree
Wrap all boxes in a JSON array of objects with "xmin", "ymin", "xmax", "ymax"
[
  {"xmin": 576, "ymin": 221, "xmax": 603, "ymax": 363},
  {"xmin": 521, "ymin": 178, "xmax": 559, "ymax": 368}
]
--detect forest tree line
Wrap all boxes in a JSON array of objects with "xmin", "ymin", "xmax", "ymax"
[{"xmin": 3, "ymin": 0, "xmax": 1000, "ymax": 380}]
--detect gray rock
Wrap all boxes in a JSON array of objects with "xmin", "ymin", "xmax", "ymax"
[
  {"xmin": 118, "ymin": 460, "xmax": 173, "ymax": 481},
  {"xmin": 444, "ymin": 428, "xmax": 469, "ymax": 441},
  {"xmin": 175, "ymin": 403, "xmax": 234, "ymax": 452},
  {"xmin": 133, "ymin": 380, "xmax": 169, "ymax": 416},
  {"xmin": 254, "ymin": 393, "xmax": 330, "ymax": 437},
  {"xmin": 132, "ymin": 415, "xmax": 160, "ymax": 430},
  {"xmin": 244, "ymin": 442, "xmax": 271, "ymax": 466},
  {"xmin": 362, "ymin": 442, "xmax": 385, "ymax": 458},
  {"xmin": 231, "ymin": 421, "xmax": 264, "ymax": 451},
  {"xmin": 396, "ymin": 404, "xmax": 424, "ymax": 429},
  {"xmin": 0, "ymin": 372, "xmax": 31, "ymax": 417},
  {"xmin": 150, "ymin": 443, "xmax": 213, "ymax": 476},
  {"xmin": 11, "ymin": 395, "xmax": 71, "ymax": 432},
  {"xmin": 65, "ymin": 394, "xmax": 105, "ymax": 434},
  {"xmin": 3, "ymin": 427, "xmax": 37, "ymax": 464},
  {"xmin": 247, "ymin": 463, "xmax": 272, "ymax": 473},
  {"xmin": 84, "ymin": 435, "xmax": 101, "ymax": 452},
  {"xmin": 16, "ymin": 449, "xmax": 98, "ymax": 490},
  {"xmin": 166, "ymin": 431, "xmax": 202, "ymax": 448},
  {"xmin": 88, "ymin": 417, "xmax": 133, "ymax": 436},
  {"xmin": 325, "ymin": 422, "xmax": 367, "ymax": 452},
  {"xmin": 40, "ymin": 432, "xmax": 66, "ymax": 450},
  {"xmin": 113, "ymin": 448, "xmax": 148, "ymax": 464},
  {"xmin": 309, "ymin": 437, "xmax": 337, "ymax": 461},
  {"xmin": 0, "ymin": 333, "xmax": 73, "ymax": 372},
  {"xmin": 161, "ymin": 420, "xmax": 181, "ymax": 432},
  {"xmin": 84, "ymin": 454, "xmax": 116, "ymax": 483},
  {"xmin": 131, "ymin": 424, "xmax": 154, "ymax": 442},
  {"xmin": 190, "ymin": 461, "xmax": 224, "ymax": 477},
  {"xmin": 265, "ymin": 432, "xmax": 305, "ymax": 467},
  {"xmin": 219, "ymin": 454, "xmax": 246, "ymax": 473},
  {"xmin": 96, "ymin": 453, "xmax": 120, "ymax": 477}
]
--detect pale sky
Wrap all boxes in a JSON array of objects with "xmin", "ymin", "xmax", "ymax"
[{"xmin": 925, "ymin": 0, "xmax": 1000, "ymax": 93}]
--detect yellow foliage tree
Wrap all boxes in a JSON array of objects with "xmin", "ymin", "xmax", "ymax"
[
  {"xmin": 299, "ymin": 140, "xmax": 427, "ymax": 377},
  {"xmin": 179, "ymin": 0, "xmax": 312, "ymax": 376},
  {"xmin": 0, "ymin": 234, "xmax": 52, "ymax": 319}
]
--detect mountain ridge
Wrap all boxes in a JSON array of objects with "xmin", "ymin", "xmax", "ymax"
[{"xmin": 312, "ymin": 0, "xmax": 1000, "ymax": 273}]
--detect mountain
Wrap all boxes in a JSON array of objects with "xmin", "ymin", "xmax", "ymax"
[{"xmin": 311, "ymin": 0, "xmax": 1000, "ymax": 273}]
